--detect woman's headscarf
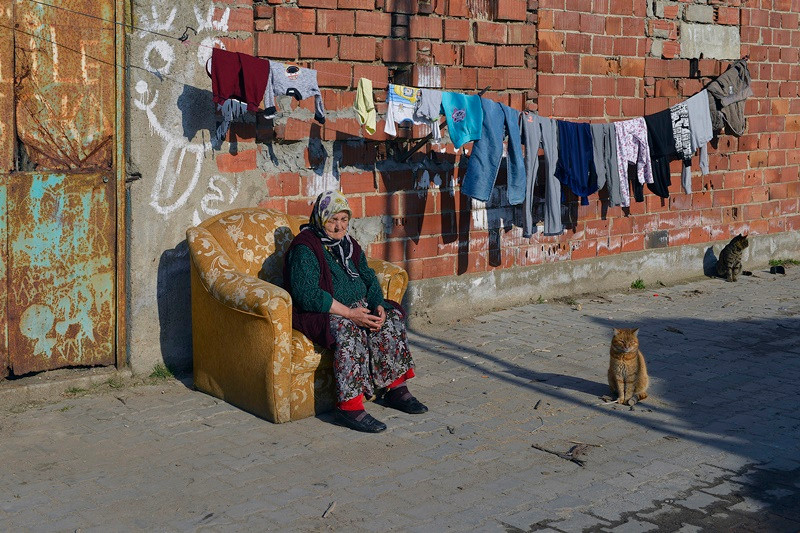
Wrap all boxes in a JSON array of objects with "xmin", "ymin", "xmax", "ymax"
[{"xmin": 303, "ymin": 190, "xmax": 359, "ymax": 278}]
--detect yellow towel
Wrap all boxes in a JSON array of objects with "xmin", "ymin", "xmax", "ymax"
[{"xmin": 354, "ymin": 78, "xmax": 376, "ymax": 135}]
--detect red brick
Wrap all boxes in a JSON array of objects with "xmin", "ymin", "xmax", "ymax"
[
  {"xmin": 554, "ymin": 10, "xmax": 580, "ymax": 31},
  {"xmin": 265, "ymin": 172, "xmax": 301, "ymax": 196},
  {"xmin": 477, "ymin": 69, "xmax": 508, "ymax": 91},
  {"xmin": 717, "ymin": 6, "xmax": 740, "ymax": 25},
  {"xmin": 322, "ymin": 118, "xmax": 363, "ymax": 140},
  {"xmin": 508, "ymin": 24, "xmax": 536, "ymax": 45},
  {"xmin": 538, "ymin": 74, "xmax": 565, "ymax": 95},
  {"xmin": 365, "ymin": 193, "xmax": 401, "ymax": 216},
  {"xmin": 257, "ymin": 34, "xmax": 297, "ymax": 59},
  {"xmin": 444, "ymin": 19, "xmax": 470, "ymax": 42},
  {"xmin": 571, "ymin": 239, "xmax": 598, "ymax": 260},
  {"xmin": 463, "ymin": 45, "xmax": 495, "ymax": 67},
  {"xmin": 475, "ymin": 21, "xmax": 507, "ymax": 44},
  {"xmin": 274, "ymin": 6, "xmax": 315, "ymax": 33},
  {"xmin": 497, "ymin": 0, "xmax": 527, "ymax": 21},
  {"xmin": 254, "ymin": 4, "xmax": 273, "ymax": 18},
  {"xmin": 338, "ymin": 0, "xmax": 374, "ymax": 8},
  {"xmin": 553, "ymin": 54, "xmax": 580, "ymax": 74},
  {"xmin": 223, "ymin": 7, "xmax": 254, "ymax": 32},
  {"xmin": 385, "ymin": 0, "xmax": 417, "ymax": 13},
  {"xmin": 506, "ymin": 68, "xmax": 535, "ymax": 89},
  {"xmin": 444, "ymin": 67, "xmax": 477, "ymax": 90},
  {"xmin": 423, "ymin": 255, "xmax": 456, "ymax": 278},
  {"xmin": 221, "ymin": 37, "xmax": 255, "ymax": 55},
  {"xmin": 258, "ymin": 197, "xmax": 287, "ymax": 211},
  {"xmin": 409, "ymin": 17, "xmax": 443, "ymax": 40},
  {"xmin": 216, "ymin": 148, "xmax": 258, "ymax": 173},
  {"xmin": 354, "ymin": 12, "xmax": 391, "ymax": 36},
  {"xmin": 369, "ymin": 239, "xmax": 405, "ymax": 263},
  {"xmin": 382, "ymin": 39, "xmax": 417, "ymax": 62},
  {"xmin": 565, "ymin": 32, "xmax": 592, "ymax": 54},
  {"xmin": 313, "ymin": 61, "xmax": 352, "ymax": 87},
  {"xmin": 298, "ymin": 35, "xmax": 338, "ymax": 58},
  {"xmin": 579, "ymin": 12, "xmax": 605, "ymax": 33},
  {"xmin": 538, "ymin": 31, "xmax": 565, "ymax": 52},
  {"xmin": 298, "ymin": 0, "xmax": 337, "ymax": 6},
  {"xmin": 339, "ymin": 171, "xmax": 376, "ymax": 194},
  {"xmin": 316, "ymin": 9, "xmax": 354, "ymax": 34},
  {"xmin": 430, "ymin": 43, "xmax": 459, "ymax": 65},
  {"xmin": 620, "ymin": 234, "xmax": 644, "ymax": 252},
  {"xmin": 448, "ymin": 0, "xmax": 468, "ymax": 16},
  {"xmin": 353, "ymin": 64, "xmax": 389, "ymax": 88},
  {"xmin": 496, "ymin": 46, "xmax": 525, "ymax": 67},
  {"xmin": 339, "ymin": 36, "xmax": 376, "ymax": 61}
]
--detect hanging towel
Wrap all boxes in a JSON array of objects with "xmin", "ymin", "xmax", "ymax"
[
  {"xmin": 614, "ymin": 117, "xmax": 652, "ymax": 207},
  {"xmin": 682, "ymin": 89, "xmax": 714, "ymax": 192},
  {"xmin": 414, "ymin": 88, "xmax": 444, "ymax": 144},
  {"xmin": 706, "ymin": 58, "xmax": 753, "ymax": 137},
  {"xmin": 210, "ymin": 47, "xmax": 270, "ymax": 113},
  {"xmin": 555, "ymin": 121, "xmax": 598, "ymax": 206},
  {"xmin": 590, "ymin": 122, "xmax": 623, "ymax": 207},
  {"xmin": 644, "ymin": 108, "xmax": 677, "ymax": 199},
  {"xmin": 521, "ymin": 112, "xmax": 562, "ymax": 236},
  {"xmin": 265, "ymin": 62, "xmax": 326, "ymax": 124},
  {"xmin": 354, "ymin": 78, "xmax": 376, "ymax": 135},
  {"xmin": 462, "ymin": 98, "xmax": 526, "ymax": 205},
  {"xmin": 440, "ymin": 92, "xmax": 483, "ymax": 149},
  {"xmin": 384, "ymin": 84, "xmax": 426, "ymax": 136}
]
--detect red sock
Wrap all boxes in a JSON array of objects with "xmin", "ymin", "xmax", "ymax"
[
  {"xmin": 388, "ymin": 368, "xmax": 416, "ymax": 389},
  {"xmin": 338, "ymin": 394, "xmax": 365, "ymax": 411}
]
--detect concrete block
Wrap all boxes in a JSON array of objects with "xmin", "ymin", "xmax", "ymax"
[
  {"xmin": 680, "ymin": 23, "xmax": 740, "ymax": 59},
  {"xmin": 684, "ymin": 4, "xmax": 714, "ymax": 23}
]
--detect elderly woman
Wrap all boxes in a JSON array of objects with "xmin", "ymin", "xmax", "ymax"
[{"xmin": 283, "ymin": 190, "xmax": 427, "ymax": 433}]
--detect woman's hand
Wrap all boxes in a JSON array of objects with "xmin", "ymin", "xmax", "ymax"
[
  {"xmin": 370, "ymin": 305, "xmax": 387, "ymax": 332},
  {"xmin": 347, "ymin": 306, "xmax": 383, "ymax": 330}
]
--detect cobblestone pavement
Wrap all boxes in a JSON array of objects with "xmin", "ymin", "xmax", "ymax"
[{"xmin": 2, "ymin": 267, "xmax": 800, "ymax": 532}]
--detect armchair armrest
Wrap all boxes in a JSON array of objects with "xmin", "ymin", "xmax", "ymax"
[
  {"xmin": 367, "ymin": 258, "xmax": 409, "ymax": 304},
  {"xmin": 187, "ymin": 226, "xmax": 294, "ymax": 423}
]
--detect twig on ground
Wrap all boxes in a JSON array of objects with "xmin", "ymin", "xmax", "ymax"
[
  {"xmin": 531, "ymin": 444, "xmax": 586, "ymax": 467},
  {"xmin": 322, "ymin": 501, "xmax": 336, "ymax": 518}
]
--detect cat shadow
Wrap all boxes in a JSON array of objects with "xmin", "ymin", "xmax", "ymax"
[{"xmin": 703, "ymin": 246, "xmax": 718, "ymax": 277}]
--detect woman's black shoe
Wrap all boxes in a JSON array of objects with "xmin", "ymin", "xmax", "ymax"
[
  {"xmin": 333, "ymin": 408, "xmax": 387, "ymax": 433},
  {"xmin": 382, "ymin": 386, "xmax": 428, "ymax": 414}
]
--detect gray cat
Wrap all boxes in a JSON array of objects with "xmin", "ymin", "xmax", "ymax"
[{"xmin": 716, "ymin": 234, "xmax": 749, "ymax": 281}]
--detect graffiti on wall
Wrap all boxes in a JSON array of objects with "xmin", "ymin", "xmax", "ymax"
[{"xmin": 133, "ymin": 2, "xmax": 240, "ymax": 225}]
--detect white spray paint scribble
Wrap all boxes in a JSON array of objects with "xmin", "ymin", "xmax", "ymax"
[{"xmin": 134, "ymin": 1, "xmax": 238, "ymax": 220}]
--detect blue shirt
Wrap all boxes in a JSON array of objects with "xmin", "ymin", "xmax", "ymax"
[{"xmin": 441, "ymin": 92, "xmax": 483, "ymax": 149}]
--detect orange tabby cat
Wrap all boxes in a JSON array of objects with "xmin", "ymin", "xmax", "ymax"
[{"xmin": 608, "ymin": 328, "xmax": 649, "ymax": 405}]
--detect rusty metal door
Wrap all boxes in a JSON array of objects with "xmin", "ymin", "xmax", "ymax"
[{"xmin": 0, "ymin": 0, "xmax": 118, "ymax": 377}]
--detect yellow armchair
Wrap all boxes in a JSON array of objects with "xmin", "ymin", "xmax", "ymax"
[{"xmin": 186, "ymin": 207, "xmax": 408, "ymax": 423}]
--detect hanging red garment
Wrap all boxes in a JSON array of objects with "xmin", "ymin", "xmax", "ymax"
[{"xmin": 210, "ymin": 48, "xmax": 270, "ymax": 113}]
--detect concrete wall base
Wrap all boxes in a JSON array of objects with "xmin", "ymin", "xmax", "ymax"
[{"xmin": 405, "ymin": 231, "xmax": 800, "ymax": 327}]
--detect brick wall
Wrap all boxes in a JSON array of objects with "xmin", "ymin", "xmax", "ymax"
[{"xmin": 211, "ymin": 0, "xmax": 800, "ymax": 283}]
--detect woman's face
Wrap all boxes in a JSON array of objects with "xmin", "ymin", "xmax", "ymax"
[{"xmin": 324, "ymin": 211, "xmax": 350, "ymax": 240}]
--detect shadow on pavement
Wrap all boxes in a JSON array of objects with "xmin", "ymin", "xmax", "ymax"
[{"xmin": 409, "ymin": 311, "xmax": 800, "ymax": 526}]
